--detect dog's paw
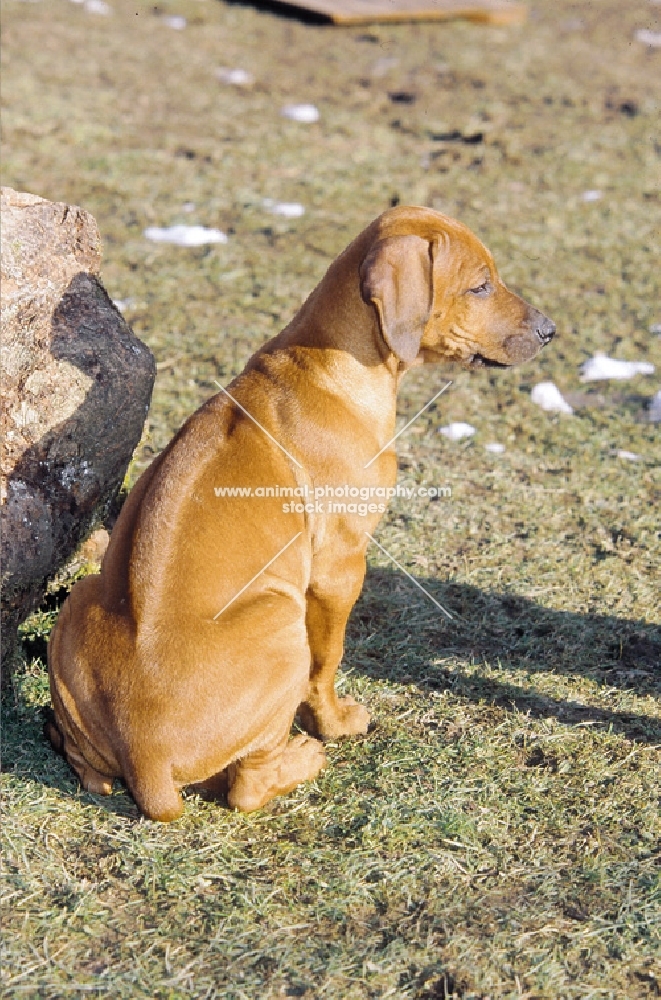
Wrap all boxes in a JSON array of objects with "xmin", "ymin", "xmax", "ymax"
[
  {"xmin": 228, "ymin": 734, "xmax": 326, "ymax": 811},
  {"xmin": 334, "ymin": 696, "xmax": 371, "ymax": 736},
  {"xmin": 285, "ymin": 733, "xmax": 327, "ymax": 782},
  {"xmin": 298, "ymin": 695, "xmax": 371, "ymax": 740}
]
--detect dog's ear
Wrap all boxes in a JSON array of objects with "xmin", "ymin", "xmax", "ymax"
[{"xmin": 360, "ymin": 234, "xmax": 433, "ymax": 364}]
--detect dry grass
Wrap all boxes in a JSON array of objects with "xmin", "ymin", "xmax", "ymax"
[{"xmin": 2, "ymin": 0, "xmax": 660, "ymax": 996}]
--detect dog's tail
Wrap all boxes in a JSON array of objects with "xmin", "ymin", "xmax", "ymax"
[{"xmin": 41, "ymin": 705, "xmax": 64, "ymax": 755}]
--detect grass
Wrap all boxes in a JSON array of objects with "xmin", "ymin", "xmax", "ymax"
[{"xmin": 1, "ymin": 0, "xmax": 660, "ymax": 996}]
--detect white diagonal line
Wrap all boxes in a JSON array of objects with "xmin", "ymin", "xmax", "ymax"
[
  {"xmin": 213, "ymin": 532, "xmax": 302, "ymax": 620},
  {"xmin": 213, "ymin": 380, "xmax": 303, "ymax": 469},
  {"xmin": 365, "ymin": 532, "xmax": 454, "ymax": 621},
  {"xmin": 363, "ymin": 380, "xmax": 452, "ymax": 469}
]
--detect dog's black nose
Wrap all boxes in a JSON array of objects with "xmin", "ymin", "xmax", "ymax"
[{"xmin": 536, "ymin": 316, "xmax": 556, "ymax": 345}]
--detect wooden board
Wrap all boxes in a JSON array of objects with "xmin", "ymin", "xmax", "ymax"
[{"xmin": 269, "ymin": 0, "xmax": 527, "ymax": 26}]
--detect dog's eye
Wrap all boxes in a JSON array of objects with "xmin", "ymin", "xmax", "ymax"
[{"xmin": 467, "ymin": 280, "xmax": 492, "ymax": 297}]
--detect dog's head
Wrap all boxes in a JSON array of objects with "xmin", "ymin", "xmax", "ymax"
[{"xmin": 359, "ymin": 207, "xmax": 555, "ymax": 368}]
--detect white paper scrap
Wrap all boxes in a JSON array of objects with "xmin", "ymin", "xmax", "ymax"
[
  {"xmin": 163, "ymin": 15, "xmax": 186, "ymax": 29},
  {"xmin": 144, "ymin": 225, "xmax": 228, "ymax": 246},
  {"xmin": 530, "ymin": 382, "xmax": 574, "ymax": 414},
  {"xmin": 582, "ymin": 189, "xmax": 602, "ymax": 202},
  {"xmin": 372, "ymin": 57, "xmax": 399, "ymax": 77},
  {"xmin": 112, "ymin": 298, "xmax": 135, "ymax": 313},
  {"xmin": 84, "ymin": 0, "xmax": 111, "ymax": 12},
  {"xmin": 216, "ymin": 68, "xmax": 254, "ymax": 86},
  {"xmin": 635, "ymin": 28, "xmax": 661, "ymax": 46},
  {"xmin": 440, "ymin": 422, "xmax": 476, "ymax": 441},
  {"xmin": 485, "ymin": 442, "xmax": 506, "ymax": 454},
  {"xmin": 580, "ymin": 354, "xmax": 655, "ymax": 381},
  {"xmin": 263, "ymin": 199, "xmax": 305, "ymax": 218},
  {"xmin": 617, "ymin": 450, "xmax": 641, "ymax": 461},
  {"xmin": 281, "ymin": 104, "xmax": 320, "ymax": 123}
]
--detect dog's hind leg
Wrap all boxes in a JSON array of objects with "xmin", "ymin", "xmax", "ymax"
[
  {"xmin": 44, "ymin": 696, "xmax": 115, "ymax": 796},
  {"xmin": 44, "ymin": 711, "xmax": 115, "ymax": 796},
  {"xmin": 64, "ymin": 741, "xmax": 115, "ymax": 796},
  {"xmin": 227, "ymin": 733, "xmax": 326, "ymax": 813},
  {"xmin": 125, "ymin": 757, "xmax": 184, "ymax": 822}
]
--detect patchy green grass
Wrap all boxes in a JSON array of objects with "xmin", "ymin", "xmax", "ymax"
[{"xmin": 1, "ymin": 0, "xmax": 660, "ymax": 996}]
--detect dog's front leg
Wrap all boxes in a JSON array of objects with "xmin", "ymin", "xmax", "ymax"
[{"xmin": 299, "ymin": 550, "xmax": 370, "ymax": 740}]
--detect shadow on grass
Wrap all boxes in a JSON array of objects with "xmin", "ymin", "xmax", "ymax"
[
  {"xmin": 0, "ymin": 693, "xmax": 142, "ymax": 818},
  {"xmin": 348, "ymin": 566, "xmax": 661, "ymax": 743},
  {"xmin": 2, "ymin": 565, "xmax": 659, "ymax": 811}
]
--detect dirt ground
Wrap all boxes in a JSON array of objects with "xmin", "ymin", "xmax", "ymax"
[{"xmin": 2, "ymin": 0, "xmax": 661, "ymax": 997}]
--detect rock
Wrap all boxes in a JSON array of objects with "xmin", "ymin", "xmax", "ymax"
[{"xmin": 1, "ymin": 187, "xmax": 155, "ymax": 666}]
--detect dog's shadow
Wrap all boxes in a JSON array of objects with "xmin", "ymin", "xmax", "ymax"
[
  {"xmin": 2, "ymin": 567, "xmax": 659, "ymax": 814},
  {"xmin": 347, "ymin": 566, "xmax": 661, "ymax": 743}
]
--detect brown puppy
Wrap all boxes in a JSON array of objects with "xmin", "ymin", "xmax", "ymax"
[{"xmin": 46, "ymin": 206, "xmax": 555, "ymax": 821}]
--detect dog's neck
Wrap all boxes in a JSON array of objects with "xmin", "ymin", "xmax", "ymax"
[
  {"xmin": 268, "ymin": 229, "xmax": 406, "ymax": 378},
  {"xmin": 244, "ymin": 230, "xmax": 411, "ymax": 460}
]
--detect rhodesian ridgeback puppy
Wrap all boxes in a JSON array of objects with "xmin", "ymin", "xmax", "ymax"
[{"xmin": 46, "ymin": 206, "xmax": 555, "ymax": 820}]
